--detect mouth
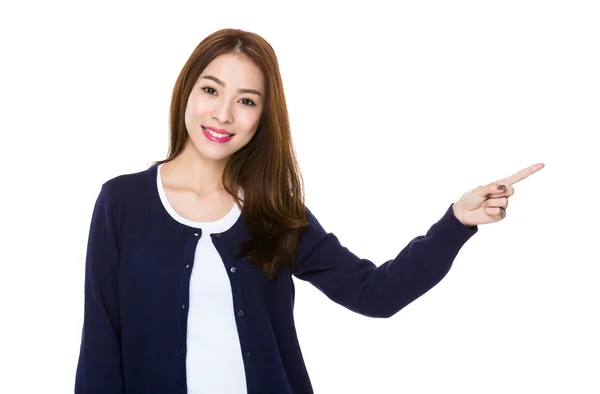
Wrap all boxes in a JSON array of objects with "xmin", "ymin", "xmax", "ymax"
[{"xmin": 201, "ymin": 126, "xmax": 234, "ymax": 142}]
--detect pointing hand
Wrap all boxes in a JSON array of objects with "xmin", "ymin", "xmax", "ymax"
[{"xmin": 452, "ymin": 163, "xmax": 545, "ymax": 227}]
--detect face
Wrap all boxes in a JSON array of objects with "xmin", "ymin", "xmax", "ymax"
[{"xmin": 184, "ymin": 53, "xmax": 265, "ymax": 164}]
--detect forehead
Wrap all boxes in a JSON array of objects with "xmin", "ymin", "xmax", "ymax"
[{"xmin": 201, "ymin": 53, "xmax": 264, "ymax": 89}]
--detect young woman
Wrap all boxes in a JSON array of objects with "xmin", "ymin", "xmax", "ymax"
[{"xmin": 74, "ymin": 28, "xmax": 544, "ymax": 394}]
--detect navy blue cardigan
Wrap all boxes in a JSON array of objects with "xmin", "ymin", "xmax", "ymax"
[{"xmin": 75, "ymin": 163, "xmax": 478, "ymax": 394}]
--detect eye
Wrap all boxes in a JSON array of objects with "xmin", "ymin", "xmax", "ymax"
[
  {"xmin": 202, "ymin": 87, "xmax": 256, "ymax": 107},
  {"xmin": 202, "ymin": 87, "xmax": 217, "ymax": 95},
  {"xmin": 240, "ymin": 98, "xmax": 256, "ymax": 107}
]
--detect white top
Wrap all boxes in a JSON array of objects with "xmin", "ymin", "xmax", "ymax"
[{"xmin": 157, "ymin": 163, "xmax": 247, "ymax": 394}]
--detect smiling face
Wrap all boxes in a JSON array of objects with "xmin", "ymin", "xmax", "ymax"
[{"xmin": 183, "ymin": 52, "xmax": 265, "ymax": 164}]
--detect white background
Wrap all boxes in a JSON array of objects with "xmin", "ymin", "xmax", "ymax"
[{"xmin": 1, "ymin": 0, "xmax": 599, "ymax": 393}]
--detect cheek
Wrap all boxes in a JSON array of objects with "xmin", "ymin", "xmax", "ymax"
[
  {"xmin": 183, "ymin": 100, "xmax": 194, "ymax": 129},
  {"xmin": 185, "ymin": 96, "xmax": 200, "ymax": 120},
  {"xmin": 185, "ymin": 92, "xmax": 210, "ymax": 122},
  {"xmin": 239, "ymin": 112, "xmax": 261, "ymax": 135}
]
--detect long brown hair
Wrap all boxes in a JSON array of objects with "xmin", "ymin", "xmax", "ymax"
[{"xmin": 153, "ymin": 28, "xmax": 308, "ymax": 280}]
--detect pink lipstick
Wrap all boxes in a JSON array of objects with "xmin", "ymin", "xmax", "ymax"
[{"xmin": 202, "ymin": 126, "xmax": 234, "ymax": 143}]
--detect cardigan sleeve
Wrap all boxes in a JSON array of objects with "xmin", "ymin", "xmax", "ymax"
[
  {"xmin": 75, "ymin": 184, "xmax": 125, "ymax": 393},
  {"xmin": 292, "ymin": 203, "xmax": 478, "ymax": 318}
]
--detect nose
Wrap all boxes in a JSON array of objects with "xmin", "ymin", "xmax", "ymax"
[{"xmin": 211, "ymin": 97, "xmax": 233, "ymax": 124}]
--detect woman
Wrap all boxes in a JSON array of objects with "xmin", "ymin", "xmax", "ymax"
[{"xmin": 74, "ymin": 28, "xmax": 544, "ymax": 394}]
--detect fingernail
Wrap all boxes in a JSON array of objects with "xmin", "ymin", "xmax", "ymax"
[{"xmin": 498, "ymin": 185, "xmax": 506, "ymax": 191}]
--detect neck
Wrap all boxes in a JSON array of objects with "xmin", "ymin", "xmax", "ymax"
[{"xmin": 165, "ymin": 140, "xmax": 230, "ymax": 197}]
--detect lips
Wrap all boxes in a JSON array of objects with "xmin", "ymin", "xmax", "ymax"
[
  {"xmin": 202, "ymin": 126, "xmax": 234, "ymax": 143},
  {"xmin": 202, "ymin": 126, "xmax": 233, "ymax": 136}
]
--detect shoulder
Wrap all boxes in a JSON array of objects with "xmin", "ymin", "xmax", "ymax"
[
  {"xmin": 302, "ymin": 206, "xmax": 326, "ymax": 235},
  {"xmin": 296, "ymin": 205, "xmax": 329, "ymax": 256},
  {"xmin": 100, "ymin": 163, "xmax": 158, "ymax": 197},
  {"xmin": 92, "ymin": 164, "xmax": 159, "ymax": 220}
]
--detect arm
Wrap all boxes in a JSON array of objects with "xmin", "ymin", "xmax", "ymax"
[
  {"xmin": 293, "ymin": 204, "xmax": 477, "ymax": 318},
  {"xmin": 75, "ymin": 184, "xmax": 124, "ymax": 393}
]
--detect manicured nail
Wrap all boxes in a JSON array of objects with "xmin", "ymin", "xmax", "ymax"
[{"xmin": 498, "ymin": 185, "xmax": 506, "ymax": 191}]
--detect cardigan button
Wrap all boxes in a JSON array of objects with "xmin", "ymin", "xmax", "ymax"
[
  {"xmin": 243, "ymin": 351, "xmax": 251, "ymax": 357},
  {"xmin": 237, "ymin": 310, "xmax": 244, "ymax": 317},
  {"xmin": 230, "ymin": 267, "xmax": 237, "ymax": 273},
  {"xmin": 215, "ymin": 233, "xmax": 222, "ymax": 239}
]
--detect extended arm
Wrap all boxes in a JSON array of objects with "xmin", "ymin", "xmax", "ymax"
[{"xmin": 293, "ymin": 204, "xmax": 477, "ymax": 318}]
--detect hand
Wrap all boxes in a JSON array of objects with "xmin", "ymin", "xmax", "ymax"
[{"xmin": 452, "ymin": 163, "xmax": 545, "ymax": 227}]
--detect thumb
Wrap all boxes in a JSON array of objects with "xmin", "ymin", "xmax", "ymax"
[
  {"xmin": 458, "ymin": 183, "xmax": 508, "ymax": 211},
  {"xmin": 481, "ymin": 183, "xmax": 507, "ymax": 198}
]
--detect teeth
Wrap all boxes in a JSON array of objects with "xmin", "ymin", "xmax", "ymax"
[{"xmin": 204, "ymin": 127, "xmax": 231, "ymax": 138}]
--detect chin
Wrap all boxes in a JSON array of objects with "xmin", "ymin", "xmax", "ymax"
[{"xmin": 194, "ymin": 143, "xmax": 236, "ymax": 162}]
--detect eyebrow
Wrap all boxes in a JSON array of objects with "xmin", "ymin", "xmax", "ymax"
[{"xmin": 201, "ymin": 75, "xmax": 262, "ymax": 96}]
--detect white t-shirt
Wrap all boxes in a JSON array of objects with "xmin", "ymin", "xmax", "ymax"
[{"xmin": 157, "ymin": 163, "xmax": 247, "ymax": 393}]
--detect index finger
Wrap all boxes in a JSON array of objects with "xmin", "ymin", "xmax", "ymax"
[{"xmin": 498, "ymin": 162, "xmax": 545, "ymax": 186}]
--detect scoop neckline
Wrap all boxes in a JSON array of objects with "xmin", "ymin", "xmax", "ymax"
[{"xmin": 147, "ymin": 162, "xmax": 246, "ymax": 238}]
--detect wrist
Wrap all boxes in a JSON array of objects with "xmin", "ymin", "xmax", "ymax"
[{"xmin": 452, "ymin": 203, "xmax": 470, "ymax": 227}]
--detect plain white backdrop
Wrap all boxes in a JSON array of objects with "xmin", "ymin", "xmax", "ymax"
[{"xmin": 1, "ymin": 0, "xmax": 599, "ymax": 393}]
